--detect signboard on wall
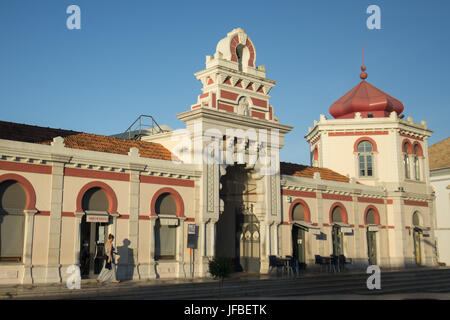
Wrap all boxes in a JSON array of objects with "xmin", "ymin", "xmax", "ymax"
[
  {"xmin": 187, "ymin": 224, "xmax": 198, "ymax": 249},
  {"xmin": 86, "ymin": 214, "xmax": 109, "ymax": 223}
]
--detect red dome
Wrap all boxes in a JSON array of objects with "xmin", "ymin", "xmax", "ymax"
[{"xmin": 329, "ymin": 77, "xmax": 404, "ymax": 119}]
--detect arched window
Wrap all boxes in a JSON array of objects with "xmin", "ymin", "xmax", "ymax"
[
  {"xmin": 0, "ymin": 180, "xmax": 27, "ymax": 262},
  {"xmin": 358, "ymin": 141, "xmax": 373, "ymax": 177},
  {"xmin": 366, "ymin": 209, "xmax": 377, "ymax": 225},
  {"xmin": 154, "ymin": 193, "xmax": 177, "ymax": 260},
  {"xmin": 331, "ymin": 206, "xmax": 344, "ymax": 223},
  {"xmin": 236, "ymin": 44, "xmax": 249, "ymax": 72},
  {"xmin": 403, "ymin": 143, "xmax": 410, "ymax": 179},
  {"xmin": 292, "ymin": 203, "xmax": 306, "ymax": 221},
  {"xmin": 82, "ymin": 187, "xmax": 109, "ymax": 212},
  {"xmin": 414, "ymin": 144, "xmax": 420, "ymax": 180},
  {"xmin": 412, "ymin": 211, "xmax": 421, "ymax": 227}
]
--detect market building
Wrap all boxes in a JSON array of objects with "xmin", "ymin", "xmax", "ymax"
[{"xmin": 0, "ymin": 28, "xmax": 437, "ymax": 284}]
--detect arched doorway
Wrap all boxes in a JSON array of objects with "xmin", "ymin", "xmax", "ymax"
[
  {"xmin": 291, "ymin": 201, "xmax": 310, "ymax": 269},
  {"xmin": 412, "ymin": 211, "xmax": 422, "ymax": 266},
  {"xmin": 154, "ymin": 193, "xmax": 178, "ymax": 261},
  {"xmin": 0, "ymin": 180, "xmax": 27, "ymax": 262},
  {"xmin": 217, "ymin": 165, "xmax": 260, "ymax": 272},
  {"xmin": 79, "ymin": 187, "xmax": 111, "ymax": 278},
  {"xmin": 365, "ymin": 208, "xmax": 379, "ymax": 265},
  {"xmin": 331, "ymin": 205, "xmax": 346, "ymax": 256}
]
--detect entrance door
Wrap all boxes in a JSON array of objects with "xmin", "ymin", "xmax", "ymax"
[
  {"xmin": 80, "ymin": 216, "xmax": 109, "ymax": 278},
  {"xmin": 238, "ymin": 212, "xmax": 260, "ymax": 272},
  {"xmin": 367, "ymin": 230, "xmax": 377, "ymax": 265},
  {"xmin": 413, "ymin": 228, "xmax": 422, "ymax": 265},
  {"xmin": 292, "ymin": 226, "xmax": 306, "ymax": 268},
  {"xmin": 332, "ymin": 226, "xmax": 343, "ymax": 256}
]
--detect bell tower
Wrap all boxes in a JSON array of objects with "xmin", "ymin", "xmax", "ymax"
[{"xmin": 176, "ymin": 28, "xmax": 293, "ymax": 274}]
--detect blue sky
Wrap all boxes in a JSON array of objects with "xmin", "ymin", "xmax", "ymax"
[{"xmin": 0, "ymin": 0, "xmax": 449, "ymax": 165}]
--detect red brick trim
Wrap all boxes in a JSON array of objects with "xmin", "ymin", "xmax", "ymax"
[
  {"xmin": 402, "ymin": 139, "xmax": 413, "ymax": 154},
  {"xmin": 192, "ymin": 104, "xmax": 201, "ymax": 109},
  {"xmin": 0, "ymin": 173, "xmax": 37, "ymax": 211},
  {"xmin": 313, "ymin": 146, "xmax": 319, "ymax": 161},
  {"xmin": 140, "ymin": 176, "xmax": 194, "ymax": 188},
  {"xmin": 75, "ymin": 181, "xmax": 118, "ymax": 214},
  {"xmin": 117, "ymin": 214, "xmax": 129, "ymax": 219},
  {"xmin": 353, "ymin": 137, "xmax": 378, "ymax": 152},
  {"xmin": 289, "ymin": 199, "xmax": 311, "ymax": 223},
  {"xmin": 220, "ymin": 90, "xmax": 239, "ymax": 101},
  {"xmin": 322, "ymin": 193, "xmax": 352, "ymax": 202},
  {"xmin": 37, "ymin": 211, "xmax": 50, "ymax": 216},
  {"xmin": 363, "ymin": 205, "xmax": 381, "ymax": 225},
  {"xmin": 65, "ymin": 168, "xmax": 130, "ymax": 182},
  {"xmin": 199, "ymin": 93, "xmax": 209, "ymax": 99},
  {"xmin": 251, "ymin": 97, "xmax": 268, "ymax": 108},
  {"xmin": 212, "ymin": 93, "xmax": 216, "ymax": 109},
  {"xmin": 400, "ymin": 133, "xmax": 423, "ymax": 142},
  {"xmin": 139, "ymin": 215, "xmax": 150, "ymax": 220},
  {"xmin": 150, "ymin": 187, "xmax": 185, "ymax": 218},
  {"xmin": 0, "ymin": 161, "xmax": 52, "ymax": 175},
  {"xmin": 328, "ymin": 131, "xmax": 388, "ymax": 137},
  {"xmin": 323, "ymin": 223, "xmax": 331, "ymax": 227},
  {"xmin": 218, "ymin": 103, "xmax": 234, "ymax": 113},
  {"xmin": 388, "ymin": 226, "xmax": 395, "ymax": 229},
  {"xmin": 251, "ymin": 111, "xmax": 265, "ymax": 120},
  {"xmin": 386, "ymin": 199, "xmax": 393, "ymax": 204},
  {"xmin": 186, "ymin": 218, "xmax": 195, "ymax": 222},
  {"xmin": 404, "ymin": 200, "xmax": 428, "ymax": 207},
  {"xmin": 412, "ymin": 142, "xmax": 424, "ymax": 156},
  {"xmin": 358, "ymin": 197, "xmax": 384, "ymax": 204},
  {"xmin": 329, "ymin": 202, "xmax": 348, "ymax": 224},
  {"xmin": 62, "ymin": 212, "xmax": 75, "ymax": 217},
  {"xmin": 282, "ymin": 189, "xmax": 316, "ymax": 198}
]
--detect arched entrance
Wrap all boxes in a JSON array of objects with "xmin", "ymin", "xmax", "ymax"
[
  {"xmin": 330, "ymin": 204, "xmax": 347, "ymax": 256},
  {"xmin": 79, "ymin": 187, "xmax": 111, "ymax": 278},
  {"xmin": 365, "ymin": 207, "xmax": 380, "ymax": 265},
  {"xmin": 290, "ymin": 201, "xmax": 310, "ymax": 269},
  {"xmin": 217, "ymin": 165, "xmax": 260, "ymax": 272},
  {"xmin": 0, "ymin": 180, "xmax": 27, "ymax": 262}
]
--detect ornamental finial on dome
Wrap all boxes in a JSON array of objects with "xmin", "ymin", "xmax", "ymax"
[{"xmin": 360, "ymin": 42, "xmax": 367, "ymax": 80}]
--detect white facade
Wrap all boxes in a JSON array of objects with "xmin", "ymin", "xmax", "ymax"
[{"xmin": 0, "ymin": 28, "xmax": 439, "ymax": 284}]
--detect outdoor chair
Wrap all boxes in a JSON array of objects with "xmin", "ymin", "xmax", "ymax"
[
  {"xmin": 315, "ymin": 255, "xmax": 326, "ymax": 273},
  {"xmin": 269, "ymin": 255, "xmax": 284, "ymax": 275}
]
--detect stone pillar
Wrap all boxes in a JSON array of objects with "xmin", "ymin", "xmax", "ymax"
[
  {"xmin": 259, "ymin": 220, "xmax": 270, "ymax": 274},
  {"xmin": 176, "ymin": 218, "xmax": 187, "ymax": 278},
  {"xmin": 128, "ymin": 169, "xmax": 141, "ymax": 280},
  {"xmin": 141, "ymin": 216, "xmax": 157, "ymax": 279},
  {"xmin": 45, "ymin": 159, "xmax": 67, "ymax": 283},
  {"xmin": 22, "ymin": 209, "xmax": 37, "ymax": 284},
  {"xmin": 73, "ymin": 212, "xmax": 85, "ymax": 266}
]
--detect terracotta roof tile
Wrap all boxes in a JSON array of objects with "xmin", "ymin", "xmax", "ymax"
[
  {"xmin": 280, "ymin": 161, "xmax": 350, "ymax": 183},
  {"xmin": 429, "ymin": 137, "xmax": 450, "ymax": 170},
  {"xmin": 0, "ymin": 120, "xmax": 178, "ymax": 162}
]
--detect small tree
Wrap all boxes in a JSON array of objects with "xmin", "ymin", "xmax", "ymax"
[{"xmin": 208, "ymin": 256, "xmax": 233, "ymax": 294}]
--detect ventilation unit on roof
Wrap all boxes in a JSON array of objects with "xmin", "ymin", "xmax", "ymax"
[{"xmin": 115, "ymin": 115, "xmax": 170, "ymax": 140}]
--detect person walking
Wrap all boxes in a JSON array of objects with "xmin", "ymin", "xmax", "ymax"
[{"xmin": 97, "ymin": 234, "xmax": 120, "ymax": 283}]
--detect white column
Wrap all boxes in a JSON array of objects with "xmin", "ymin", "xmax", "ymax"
[
  {"xmin": 73, "ymin": 212, "xmax": 85, "ymax": 266},
  {"xmin": 128, "ymin": 170, "xmax": 140, "ymax": 280},
  {"xmin": 22, "ymin": 209, "xmax": 37, "ymax": 284},
  {"xmin": 176, "ymin": 218, "xmax": 186, "ymax": 277},
  {"xmin": 46, "ymin": 160, "xmax": 66, "ymax": 283}
]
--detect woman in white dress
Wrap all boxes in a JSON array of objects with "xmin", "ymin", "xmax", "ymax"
[{"xmin": 97, "ymin": 234, "xmax": 120, "ymax": 283}]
